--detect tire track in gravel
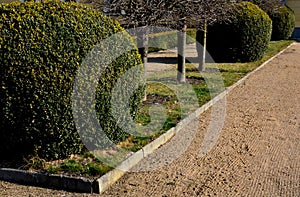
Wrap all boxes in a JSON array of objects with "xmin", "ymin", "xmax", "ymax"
[{"xmin": 240, "ymin": 49, "xmax": 300, "ymax": 197}]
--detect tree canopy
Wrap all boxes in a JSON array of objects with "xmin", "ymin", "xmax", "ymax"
[{"xmin": 82, "ymin": 0, "xmax": 232, "ymax": 30}]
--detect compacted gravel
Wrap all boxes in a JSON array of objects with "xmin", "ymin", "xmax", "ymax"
[{"xmin": 1, "ymin": 43, "xmax": 299, "ymax": 196}]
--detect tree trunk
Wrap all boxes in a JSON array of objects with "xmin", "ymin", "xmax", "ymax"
[
  {"xmin": 199, "ymin": 20, "xmax": 207, "ymax": 72},
  {"xmin": 137, "ymin": 28, "xmax": 149, "ymax": 101},
  {"xmin": 177, "ymin": 24, "xmax": 187, "ymax": 83}
]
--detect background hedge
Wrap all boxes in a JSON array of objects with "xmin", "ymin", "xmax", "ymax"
[
  {"xmin": 268, "ymin": 5, "xmax": 295, "ymax": 40},
  {"xmin": 196, "ymin": 2, "xmax": 272, "ymax": 63},
  {"xmin": 0, "ymin": 1, "xmax": 144, "ymax": 159}
]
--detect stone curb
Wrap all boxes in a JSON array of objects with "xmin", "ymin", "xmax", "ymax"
[
  {"xmin": 0, "ymin": 168, "xmax": 99, "ymax": 193},
  {"xmin": 96, "ymin": 42, "xmax": 295, "ymax": 194},
  {"xmin": 0, "ymin": 42, "xmax": 294, "ymax": 194}
]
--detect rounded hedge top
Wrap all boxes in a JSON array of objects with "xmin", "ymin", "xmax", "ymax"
[
  {"xmin": 196, "ymin": 1, "xmax": 272, "ymax": 63},
  {"xmin": 0, "ymin": 1, "xmax": 143, "ymax": 159},
  {"xmin": 268, "ymin": 5, "xmax": 295, "ymax": 40},
  {"xmin": 232, "ymin": 2, "xmax": 272, "ymax": 61}
]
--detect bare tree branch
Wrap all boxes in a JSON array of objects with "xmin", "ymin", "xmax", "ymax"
[{"xmin": 82, "ymin": 0, "xmax": 233, "ymax": 30}]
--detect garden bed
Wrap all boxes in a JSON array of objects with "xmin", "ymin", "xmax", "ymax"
[{"xmin": 0, "ymin": 40, "xmax": 294, "ymax": 192}]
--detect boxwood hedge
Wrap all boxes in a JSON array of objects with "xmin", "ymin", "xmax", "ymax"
[
  {"xmin": 196, "ymin": 2, "xmax": 272, "ymax": 63},
  {"xmin": 268, "ymin": 5, "xmax": 295, "ymax": 40},
  {"xmin": 0, "ymin": 1, "xmax": 144, "ymax": 159}
]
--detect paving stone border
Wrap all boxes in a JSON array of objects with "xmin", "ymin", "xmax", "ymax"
[
  {"xmin": 0, "ymin": 42, "xmax": 295, "ymax": 194},
  {"xmin": 0, "ymin": 168, "xmax": 99, "ymax": 193}
]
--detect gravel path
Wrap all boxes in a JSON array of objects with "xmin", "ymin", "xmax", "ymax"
[
  {"xmin": 146, "ymin": 43, "xmax": 198, "ymax": 75},
  {"xmin": 1, "ymin": 43, "xmax": 299, "ymax": 196},
  {"xmin": 104, "ymin": 43, "xmax": 300, "ymax": 196}
]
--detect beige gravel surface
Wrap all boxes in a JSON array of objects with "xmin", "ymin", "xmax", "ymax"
[
  {"xmin": 146, "ymin": 43, "xmax": 198, "ymax": 75},
  {"xmin": 1, "ymin": 43, "xmax": 299, "ymax": 196}
]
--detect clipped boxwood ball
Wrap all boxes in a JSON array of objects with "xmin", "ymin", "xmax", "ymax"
[
  {"xmin": 268, "ymin": 5, "xmax": 295, "ymax": 40},
  {"xmin": 196, "ymin": 2, "xmax": 272, "ymax": 63},
  {"xmin": 0, "ymin": 1, "xmax": 144, "ymax": 159}
]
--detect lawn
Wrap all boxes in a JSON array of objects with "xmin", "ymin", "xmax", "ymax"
[{"xmin": 128, "ymin": 40, "xmax": 294, "ymax": 152}]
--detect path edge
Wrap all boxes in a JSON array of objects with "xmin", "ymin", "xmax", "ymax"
[{"xmin": 96, "ymin": 42, "xmax": 296, "ymax": 193}]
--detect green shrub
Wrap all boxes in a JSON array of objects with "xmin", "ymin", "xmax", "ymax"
[
  {"xmin": 268, "ymin": 5, "xmax": 295, "ymax": 40},
  {"xmin": 0, "ymin": 1, "xmax": 144, "ymax": 159},
  {"xmin": 196, "ymin": 2, "xmax": 272, "ymax": 63}
]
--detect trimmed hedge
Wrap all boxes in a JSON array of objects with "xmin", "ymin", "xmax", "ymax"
[
  {"xmin": 268, "ymin": 5, "xmax": 295, "ymax": 40},
  {"xmin": 196, "ymin": 2, "xmax": 272, "ymax": 63},
  {"xmin": 0, "ymin": 1, "xmax": 144, "ymax": 159}
]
